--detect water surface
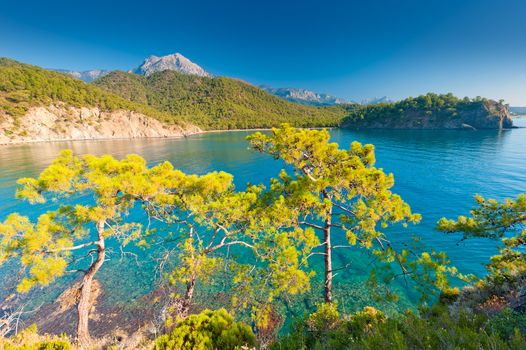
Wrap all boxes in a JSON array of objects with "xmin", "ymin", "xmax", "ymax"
[{"xmin": 1, "ymin": 120, "xmax": 525, "ymax": 316}]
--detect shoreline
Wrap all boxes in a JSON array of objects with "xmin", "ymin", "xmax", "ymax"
[
  {"xmin": 0, "ymin": 126, "xmax": 337, "ymax": 146},
  {"xmin": 0, "ymin": 130, "xmax": 202, "ymax": 146},
  {"xmin": 1, "ymin": 122, "xmax": 522, "ymax": 146}
]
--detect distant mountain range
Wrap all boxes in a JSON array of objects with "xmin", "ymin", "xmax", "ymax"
[
  {"xmin": 52, "ymin": 53, "xmax": 395, "ymax": 107},
  {"xmin": 361, "ymin": 96, "xmax": 394, "ymax": 105},
  {"xmin": 258, "ymin": 88, "xmax": 396, "ymax": 107},
  {"xmin": 259, "ymin": 86, "xmax": 348, "ymax": 106},
  {"xmin": 52, "ymin": 69, "xmax": 111, "ymax": 83},
  {"xmin": 52, "ymin": 53, "xmax": 211, "ymax": 82}
]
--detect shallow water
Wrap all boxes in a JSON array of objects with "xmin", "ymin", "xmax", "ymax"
[{"xmin": 1, "ymin": 120, "xmax": 525, "ymax": 315}]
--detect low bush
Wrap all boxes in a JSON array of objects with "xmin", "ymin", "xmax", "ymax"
[
  {"xmin": 273, "ymin": 305, "xmax": 526, "ymax": 350},
  {"xmin": 0, "ymin": 325, "xmax": 71, "ymax": 350},
  {"xmin": 155, "ymin": 309, "xmax": 255, "ymax": 350}
]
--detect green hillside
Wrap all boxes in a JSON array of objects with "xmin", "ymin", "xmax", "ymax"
[
  {"xmin": 0, "ymin": 58, "xmax": 183, "ymax": 125},
  {"xmin": 93, "ymin": 70, "xmax": 348, "ymax": 130},
  {"xmin": 342, "ymin": 93, "xmax": 513, "ymax": 129}
]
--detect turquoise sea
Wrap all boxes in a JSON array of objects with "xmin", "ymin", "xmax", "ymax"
[{"xmin": 1, "ymin": 119, "xmax": 525, "ymax": 322}]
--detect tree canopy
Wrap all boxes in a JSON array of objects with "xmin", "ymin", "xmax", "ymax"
[
  {"xmin": 342, "ymin": 93, "xmax": 497, "ymax": 128},
  {"xmin": 438, "ymin": 194, "xmax": 526, "ymax": 283},
  {"xmin": 248, "ymin": 124, "xmax": 461, "ymax": 304}
]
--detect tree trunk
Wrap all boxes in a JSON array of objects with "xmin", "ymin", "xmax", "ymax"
[
  {"xmin": 323, "ymin": 191, "xmax": 333, "ymax": 303},
  {"xmin": 77, "ymin": 220, "xmax": 105, "ymax": 348},
  {"xmin": 181, "ymin": 274, "xmax": 196, "ymax": 316}
]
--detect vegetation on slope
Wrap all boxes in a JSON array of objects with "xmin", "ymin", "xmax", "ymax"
[
  {"xmin": 343, "ymin": 93, "xmax": 512, "ymax": 129},
  {"xmin": 0, "ymin": 325, "xmax": 70, "ymax": 350},
  {"xmin": 94, "ymin": 70, "xmax": 349, "ymax": 129},
  {"xmin": 274, "ymin": 304, "xmax": 526, "ymax": 350},
  {"xmin": 0, "ymin": 58, "xmax": 184, "ymax": 125},
  {"xmin": 155, "ymin": 309, "xmax": 255, "ymax": 350}
]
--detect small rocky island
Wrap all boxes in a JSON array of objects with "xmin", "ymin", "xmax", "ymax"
[{"xmin": 342, "ymin": 93, "xmax": 514, "ymax": 130}]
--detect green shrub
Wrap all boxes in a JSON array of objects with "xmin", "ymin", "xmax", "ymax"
[
  {"xmin": 154, "ymin": 309, "xmax": 255, "ymax": 350},
  {"xmin": 272, "ymin": 306, "xmax": 526, "ymax": 350},
  {"xmin": 0, "ymin": 325, "xmax": 71, "ymax": 350},
  {"xmin": 306, "ymin": 303, "xmax": 341, "ymax": 332},
  {"xmin": 486, "ymin": 308, "xmax": 526, "ymax": 340}
]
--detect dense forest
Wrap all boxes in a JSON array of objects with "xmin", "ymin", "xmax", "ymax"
[
  {"xmin": 93, "ymin": 71, "xmax": 349, "ymax": 130},
  {"xmin": 0, "ymin": 125, "xmax": 525, "ymax": 349},
  {"xmin": 342, "ymin": 93, "xmax": 513, "ymax": 129},
  {"xmin": 0, "ymin": 58, "xmax": 183, "ymax": 125}
]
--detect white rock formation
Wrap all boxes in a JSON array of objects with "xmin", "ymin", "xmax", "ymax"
[
  {"xmin": 133, "ymin": 53, "xmax": 211, "ymax": 77},
  {"xmin": 0, "ymin": 105, "xmax": 200, "ymax": 145}
]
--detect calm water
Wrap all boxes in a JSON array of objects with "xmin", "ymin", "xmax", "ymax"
[{"xmin": 1, "ymin": 120, "xmax": 526, "ymax": 315}]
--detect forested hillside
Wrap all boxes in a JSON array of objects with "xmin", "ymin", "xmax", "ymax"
[
  {"xmin": 94, "ymin": 70, "xmax": 349, "ymax": 129},
  {"xmin": 343, "ymin": 93, "xmax": 513, "ymax": 129},
  {"xmin": 0, "ymin": 58, "xmax": 180, "ymax": 125}
]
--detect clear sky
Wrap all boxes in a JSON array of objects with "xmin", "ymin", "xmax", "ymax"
[{"xmin": 1, "ymin": 0, "xmax": 525, "ymax": 105}]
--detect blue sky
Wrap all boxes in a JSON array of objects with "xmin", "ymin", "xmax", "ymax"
[{"xmin": 1, "ymin": 0, "xmax": 525, "ymax": 104}]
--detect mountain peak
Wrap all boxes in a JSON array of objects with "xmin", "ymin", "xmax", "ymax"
[{"xmin": 133, "ymin": 53, "xmax": 211, "ymax": 77}]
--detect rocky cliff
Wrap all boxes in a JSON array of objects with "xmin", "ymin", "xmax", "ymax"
[
  {"xmin": 0, "ymin": 105, "xmax": 201, "ymax": 145},
  {"xmin": 343, "ymin": 97, "xmax": 514, "ymax": 130}
]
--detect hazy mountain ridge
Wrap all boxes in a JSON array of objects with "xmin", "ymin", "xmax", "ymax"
[
  {"xmin": 52, "ymin": 69, "xmax": 111, "ymax": 82},
  {"xmin": 361, "ymin": 96, "xmax": 394, "ymax": 105},
  {"xmin": 52, "ymin": 54, "xmax": 398, "ymax": 110},
  {"xmin": 259, "ymin": 86, "xmax": 348, "ymax": 106}
]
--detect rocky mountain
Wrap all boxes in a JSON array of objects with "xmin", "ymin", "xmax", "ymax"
[
  {"xmin": 53, "ymin": 69, "xmax": 111, "ymax": 82},
  {"xmin": 260, "ymin": 86, "xmax": 347, "ymax": 106},
  {"xmin": 132, "ymin": 53, "xmax": 211, "ymax": 77},
  {"xmin": 361, "ymin": 96, "xmax": 393, "ymax": 105},
  {"xmin": 54, "ymin": 53, "xmax": 211, "ymax": 83}
]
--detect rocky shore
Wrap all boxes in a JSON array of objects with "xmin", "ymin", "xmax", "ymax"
[
  {"xmin": 0, "ymin": 105, "xmax": 201, "ymax": 145},
  {"xmin": 344, "ymin": 99, "xmax": 514, "ymax": 130}
]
